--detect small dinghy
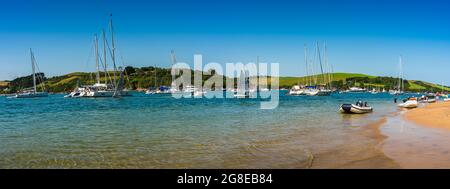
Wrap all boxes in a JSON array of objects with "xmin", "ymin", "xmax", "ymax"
[
  {"xmin": 398, "ymin": 97, "xmax": 418, "ymax": 108},
  {"xmin": 340, "ymin": 101, "xmax": 373, "ymax": 114},
  {"xmin": 419, "ymin": 94, "xmax": 437, "ymax": 103}
]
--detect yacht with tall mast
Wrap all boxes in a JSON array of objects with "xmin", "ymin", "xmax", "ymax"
[
  {"xmin": 10, "ymin": 49, "xmax": 48, "ymax": 98},
  {"xmin": 316, "ymin": 42, "xmax": 332, "ymax": 96},
  {"xmin": 234, "ymin": 70, "xmax": 250, "ymax": 98},
  {"xmin": 65, "ymin": 15, "xmax": 130, "ymax": 98},
  {"xmin": 289, "ymin": 45, "xmax": 308, "ymax": 96},
  {"xmin": 390, "ymin": 55, "xmax": 404, "ymax": 95}
]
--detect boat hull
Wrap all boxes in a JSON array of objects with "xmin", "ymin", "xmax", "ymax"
[
  {"xmin": 11, "ymin": 92, "xmax": 48, "ymax": 98},
  {"xmin": 317, "ymin": 90, "xmax": 332, "ymax": 96},
  {"xmin": 288, "ymin": 90, "xmax": 306, "ymax": 96},
  {"xmin": 398, "ymin": 100, "xmax": 418, "ymax": 108},
  {"xmin": 339, "ymin": 104, "xmax": 373, "ymax": 114}
]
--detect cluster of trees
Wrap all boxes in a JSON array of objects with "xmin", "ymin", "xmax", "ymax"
[{"xmin": 6, "ymin": 73, "xmax": 46, "ymax": 93}]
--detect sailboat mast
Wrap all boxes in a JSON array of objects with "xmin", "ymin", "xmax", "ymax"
[
  {"xmin": 94, "ymin": 34, "xmax": 100, "ymax": 84},
  {"xmin": 399, "ymin": 55, "xmax": 403, "ymax": 92},
  {"xmin": 257, "ymin": 56, "xmax": 260, "ymax": 89},
  {"xmin": 304, "ymin": 44, "xmax": 308, "ymax": 85},
  {"xmin": 154, "ymin": 64, "xmax": 157, "ymax": 88},
  {"xmin": 102, "ymin": 30, "xmax": 107, "ymax": 84},
  {"xmin": 109, "ymin": 14, "xmax": 117, "ymax": 87},
  {"xmin": 170, "ymin": 50, "xmax": 177, "ymax": 88},
  {"xmin": 324, "ymin": 42, "xmax": 331, "ymax": 89},
  {"xmin": 316, "ymin": 42, "xmax": 325, "ymax": 86},
  {"xmin": 30, "ymin": 48, "xmax": 37, "ymax": 93}
]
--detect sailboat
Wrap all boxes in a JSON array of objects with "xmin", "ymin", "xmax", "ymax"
[
  {"xmin": 316, "ymin": 42, "xmax": 332, "ymax": 96},
  {"xmin": 289, "ymin": 45, "xmax": 308, "ymax": 96},
  {"xmin": 234, "ymin": 70, "xmax": 250, "ymax": 98},
  {"xmin": 10, "ymin": 49, "xmax": 48, "ymax": 98},
  {"xmin": 168, "ymin": 50, "xmax": 181, "ymax": 94},
  {"xmin": 390, "ymin": 55, "xmax": 404, "ymax": 95},
  {"xmin": 145, "ymin": 65, "xmax": 158, "ymax": 94},
  {"xmin": 65, "ymin": 15, "xmax": 130, "ymax": 98}
]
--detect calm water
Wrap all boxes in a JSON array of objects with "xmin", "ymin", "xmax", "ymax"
[{"xmin": 0, "ymin": 91, "xmax": 405, "ymax": 168}]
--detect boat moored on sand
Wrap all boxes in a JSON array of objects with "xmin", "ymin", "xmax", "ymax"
[{"xmin": 398, "ymin": 97, "xmax": 418, "ymax": 108}]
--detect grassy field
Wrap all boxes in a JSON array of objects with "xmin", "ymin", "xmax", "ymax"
[
  {"xmin": 0, "ymin": 81, "xmax": 9, "ymax": 87},
  {"xmin": 278, "ymin": 73, "xmax": 373, "ymax": 87}
]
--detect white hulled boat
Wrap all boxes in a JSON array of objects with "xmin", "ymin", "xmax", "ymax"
[
  {"xmin": 234, "ymin": 70, "xmax": 250, "ymax": 98},
  {"xmin": 398, "ymin": 97, "xmax": 418, "ymax": 108},
  {"xmin": 339, "ymin": 101, "xmax": 373, "ymax": 114},
  {"xmin": 289, "ymin": 85, "xmax": 306, "ymax": 95},
  {"xmin": 346, "ymin": 87, "xmax": 367, "ymax": 93}
]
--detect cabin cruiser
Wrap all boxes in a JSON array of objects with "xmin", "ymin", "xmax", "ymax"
[
  {"xmin": 288, "ymin": 85, "xmax": 305, "ymax": 95},
  {"xmin": 398, "ymin": 97, "xmax": 418, "ymax": 108},
  {"xmin": 65, "ymin": 83, "xmax": 130, "ymax": 98},
  {"xmin": 317, "ymin": 89, "xmax": 332, "ymax": 96},
  {"xmin": 346, "ymin": 87, "xmax": 367, "ymax": 93},
  {"xmin": 370, "ymin": 88, "xmax": 379, "ymax": 94},
  {"xmin": 340, "ymin": 101, "xmax": 373, "ymax": 114},
  {"xmin": 389, "ymin": 90, "xmax": 404, "ymax": 95},
  {"xmin": 300, "ymin": 86, "xmax": 319, "ymax": 96}
]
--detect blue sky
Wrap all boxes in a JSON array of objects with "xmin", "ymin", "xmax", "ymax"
[{"xmin": 1, "ymin": 0, "xmax": 449, "ymax": 85}]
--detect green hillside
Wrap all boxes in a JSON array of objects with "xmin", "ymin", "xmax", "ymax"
[
  {"xmin": 1, "ymin": 66, "xmax": 448, "ymax": 93},
  {"xmin": 278, "ymin": 73, "xmax": 373, "ymax": 87}
]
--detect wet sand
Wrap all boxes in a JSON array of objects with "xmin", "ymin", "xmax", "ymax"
[
  {"xmin": 313, "ymin": 118, "xmax": 399, "ymax": 168},
  {"xmin": 381, "ymin": 102, "xmax": 450, "ymax": 168},
  {"xmin": 404, "ymin": 102, "xmax": 450, "ymax": 129}
]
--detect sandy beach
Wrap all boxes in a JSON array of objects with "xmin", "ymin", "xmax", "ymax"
[
  {"xmin": 380, "ymin": 101, "xmax": 450, "ymax": 168},
  {"xmin": 404, "ymin": 101, "xmax": 450, "ymax": 129}
]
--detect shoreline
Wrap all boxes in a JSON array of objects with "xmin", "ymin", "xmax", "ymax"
[
  {"xmin": 403, "ymin": 101, "xmax": 450, "ymax": 129},
  {"xmin": 380, "ymin": 101, "xmax": 450, "ymax": 168}
]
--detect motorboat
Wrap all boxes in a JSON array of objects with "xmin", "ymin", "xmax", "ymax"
[
  {"xmin": 317, "ymin": 89, "xmax": 332, "ymax": 96},
  {"xmin": 370, "ymin": 88, "xmax": 379, "ymax": 94},
  {"xmin": 340, "ymin": 101, "xmax": 373, "ymax": 114},
  {"xmin": 389, "ymin": 90, "xmax": 404, "ymax": 95},
  {"xmin": 398, "ymin": 97, "xmax": 418, "ymax": 108},
  {"xmin": 419, "ymin": 94, "xmax": 437, "ymax": 103},
  {"xmin": 346, "ymin": 87, "xmax": 367, "ymax": 93}
]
